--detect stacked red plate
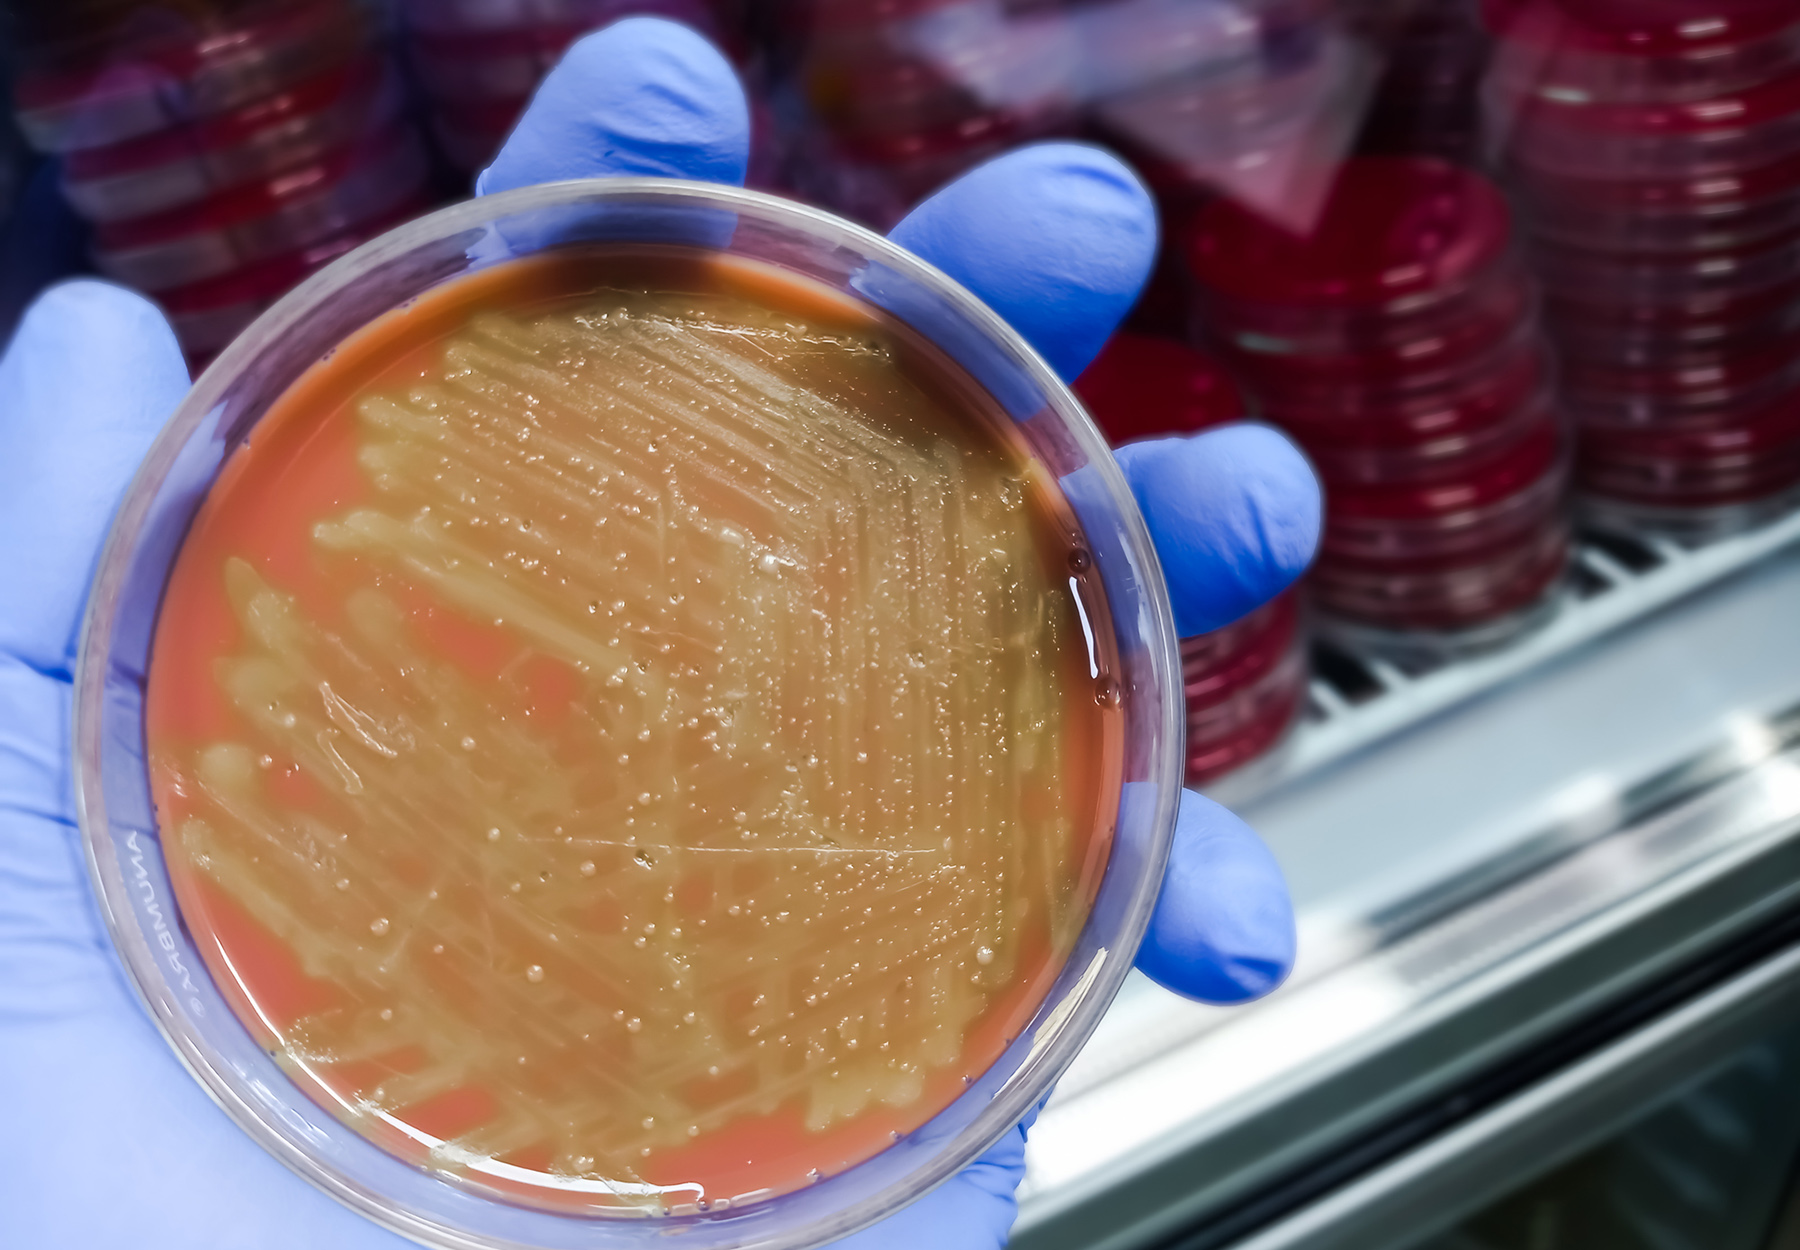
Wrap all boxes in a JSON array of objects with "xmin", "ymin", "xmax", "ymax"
[
  {"xmin": 779, "ymin": 0, "xmax": 1078, "ymax": 227},
  {"xmin": 1075, "ymin": 330, "xmax": 1310, "ymax": 786},
  {"xmin": 396, "ymin": 0, "xmax": 741, "ymax": 177},
  {"xmin": 1487, "ymin": 0, "xmax": 1800, "ymax": 533},
  {"xmin": 11, "ymin": 0, "xmax": 429, "ymax": 363},
  {"xmin": 1186, "ymin": 155, "xmax": 1569, "ymax": 647}
]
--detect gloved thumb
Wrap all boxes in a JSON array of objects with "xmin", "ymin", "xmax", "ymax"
[{"xmin": 0, "ymin": 280, "xmax": 188, "ymax": 676}]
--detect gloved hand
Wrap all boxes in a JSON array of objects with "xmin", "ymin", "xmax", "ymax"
[{"xmin": 0, "ymin": 18, "xmax": 1315, "ymax": 1249}]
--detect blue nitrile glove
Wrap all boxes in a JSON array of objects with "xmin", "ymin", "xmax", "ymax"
[{"xmin": 0, "ymin": 17, "xmax": 1312, "ymax": 1249}]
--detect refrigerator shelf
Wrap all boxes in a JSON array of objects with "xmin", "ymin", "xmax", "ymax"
[{"xmin": 1214, "ymin": 505, "xmax": 1800, "ymax": 806}]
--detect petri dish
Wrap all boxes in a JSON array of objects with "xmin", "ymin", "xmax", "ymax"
[
  {"xmin": 1500, "ymin": 62, "xmax": 1800, "ymax": 181},
  {"xmin": 1286, "ymin": 388, "xmax": 1553, "ymax": 487},
  {"xmin": 1256, "ymin": 335, "xmax": 1547, "ymax": 428},
  {"xmin": 1215, "ymin": 276, "xmax": 1533, "ymax": 393},
  {"xmin": 1542, "ymin": 275, "xmax": 1800, "ymax": 346},
  {"xmin": 1510, "ymin": 150, "xmax": 1800, "ymax": 256},
  {"xmin": 1578, "ymin": 387, "xmax": 1800, "ymax": 507},
  {"xmin": 73, "ymin": 178, "xmax": 1183, "ymax": 1250},
  {"xmin": 1319, "ymin": 414, "xmax": 1568, "ymax": 562},
  {"xmin": 1179, "ymin": 592, "xmax": 1302, "ymax": 708},
  {"xmin": 1557, "ymin": 327, "xmax": 1800, "ymax": 425},
  {"xmin": 1579, "ymin": 450, "xmax": 1800, "ymax": 510},
  {"xmin": 1184, "ymin": 643, "xmax": 1309, "ymax": 786},
  {"xmin": 1482, "ymin": 0, "xmax": 1800, "ymax": 105},
  {"xmin": 1186, "ymin": 157, "xmax": 1515, "ymax": 324},
  {"xmin": 1179, "ymin": 591, "xmax": 1306, "ymax": 787},
  {"xmin": 1528, "ymin": 227, "xmax": 1800, "ymax": 303},
  {"xmin": 1236, "ymin": 321, "xmax": 1543, "ymax": 421},
  {"xmin": 1311, "ymin": 513, "xmax": 1570, "ymax": 633}
]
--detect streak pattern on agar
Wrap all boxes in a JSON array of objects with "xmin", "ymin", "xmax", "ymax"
[{"xmin": 152, "ymin": 290, "xmax": 1090, "ymax": 1202}]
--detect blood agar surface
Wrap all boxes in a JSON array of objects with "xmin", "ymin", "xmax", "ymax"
[{"xmin": 145, "ymin": 247, "xmax": 1120, "ymax": 1214}]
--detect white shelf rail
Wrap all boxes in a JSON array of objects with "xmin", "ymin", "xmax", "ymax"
[{"xmin": 1229, "ymin": 510, "xmax": 1800, "ymax": 801}]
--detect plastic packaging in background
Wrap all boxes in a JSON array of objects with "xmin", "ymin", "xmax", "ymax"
[
  {"xmin": 394, "ymin": 0, "xmax": 750, "ymax": 178},
  {"xmin": 6, "ymin": 0, "xmax": 431, "ymax": 365},
  {"xmin": 1075, "ymin": 329, "xmax": 1310, "ymax": 784},
  {"xmin": 1486, "ymin": 0, "xmax": 1800, "ymax": 535},
  {"xmin": 772, "ymin": 0, "xmax": 1081, "ymax": 227},
  {"xmin": 1185, "ymin": 155, "xmax": 1569, "ymax": 650},
  {"xmin": 775, "ymin": 0, "xmax": 1374, "ymax": 234},
  {"xmin": 73, "ymin": 178, "xmax": 1185, "ymax": 1250},
  {"xmin": 1087, "ymin": 0, "xmax": 1378, "ymax": 236},
  {"xmin": 1346, "ymin": 0, "xmax": 1492, "ymax": 163}
]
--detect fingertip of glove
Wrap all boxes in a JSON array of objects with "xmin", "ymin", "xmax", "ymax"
[
  {"xmin": 478, "ymin": 17, "xmax": 748, "ymax": 195},
  {"xmin": 889, "ymin": 141, "xmax": 1156, "ymax": 381},
  {"xmin": 4, "ymin": 279, "xmax": 187, "ymax": 416},
  {"xmin": 1117, "ymin": 424, "xmax": 1320, "ymax": 636},
  {"xmin": 1135, "ymin": 790, "xmax": 1296, "ymax": 1004},
  {"xmin": 14, "ymin": 279, "xmax": 179, "ymax": 361}
]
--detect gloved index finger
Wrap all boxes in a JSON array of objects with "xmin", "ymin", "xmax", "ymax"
[
  {"xmin": 477, "ymin": 17, "xmax": 750, "ymax": 197},
  {"xmin": 887, "ymin": 143, "xmax": 1158, "ymax": 383}
]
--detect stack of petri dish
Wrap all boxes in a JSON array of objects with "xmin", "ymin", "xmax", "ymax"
[
  {"xmin": 397, "ymin": 0, "xmax": 744, "ymax": 177},
  {"xmin": 10, "ymin": 0, "xmax": 429, "ymax": 363},
  {"xmin": 1186, "ymin": 155, "xmax": 1569, "ymax": 652},
  {"xmin": 778, "ymin": 0, "xmax": 1078, "ymax": 228},
  {"xmin": 1076, "ymin": 330, "xmax": 1309, "ymax": 786},
  {"xmin": 1487, "ymin": 0, "xmax": 1800, "ymax": 535}
]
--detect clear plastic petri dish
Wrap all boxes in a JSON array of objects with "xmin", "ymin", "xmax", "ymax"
[
  {"xmin": 1498, "ymin": 63, "xmax": 1800, "ymax": 181},
  {"xmin": 1542, "ymin": 275, "xmax": 1800, "ymax": 347},
  {"xmin": 1545, "ymin": 298, "xmax": 1800, "ymax": 368},
  {"xmin": 1214, "ymin": 278, "xmax": 1533, "ymax": 395},
  {"xmin": 1482, "ymin": 0, "xmax": 1800, "ymax": 105},
  {"xmin": 1557, "ymin": 329, "xmax": 1800, "ymax": 424},
  {"xmin": 1529, "ymin": 226, "xmax": 1800, "ymax": 304},
  {"xmin": 1312, "ymin": 512, "xmax": 1570, "ymax": 634},
  {"xmin": 1180, "ymin": 591, "xmax": 1302, "ymax": 707},
  {"xmin": 1235, "ymin": 320, "xmax": 1544, "ymax": 423},
  {"xmin": 1578, "ymin": 388, "xmax": 1800, "ymax": 507},
  {"xmin": 1578, "ymin": 450, "xmax": 1800, "ymax": 509},
  {"xmin": 1186, "ymin": 157, "xmax": 1517, "ymax": 333},
  {"xmin": 1178, "ymin": 590, "xmax": 1306, "ymax": 785},
  {"xmin": 1257, "ymin": 333, "xmax": 1546, "ymax": 425},
  {"xmin": 1509, "ymin": 149, "xmax": 1800, "ymax": 256},
  {"xmin": 1184, "ymin": 639, "xmax": 1309, "ymax": 786},
  {"xmin": 72, "ymin": 178, "xmax": 1184, "ymax": 1250},
  {"xmin": 1318, "ymin": 415, "xmax": 1568, "ymax": 563},
  {"xmin": 1286, "ymin": 387, "xmax": 1554, "ymax": 486}
]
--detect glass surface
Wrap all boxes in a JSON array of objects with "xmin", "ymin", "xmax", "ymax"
[
  {"xmin": 1406, "ymin": 1021, "xmax": 1800, "ymax": 1250},
  {"xmin": 72, "ymin": 178, "xmax": 1184, "ymax": 1250}
]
